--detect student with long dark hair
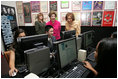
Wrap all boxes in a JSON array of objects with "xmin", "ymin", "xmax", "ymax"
[{"xmin": 83, "ymin": 38, "xmax": 117, "ymax": 78}]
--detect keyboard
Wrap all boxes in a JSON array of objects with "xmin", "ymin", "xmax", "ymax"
[
  {"xmin": 87, "ymin": 52, "xmax": 95, "ymax": 62},
  {"xmin": 60, "ymin": 63, "xmax": 87, "ymax": 78}
]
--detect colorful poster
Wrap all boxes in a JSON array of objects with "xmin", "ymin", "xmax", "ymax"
[
  {"xmin": 23, "ymin": 3, "xmax": 32, "ymax": 23},
  {"xmin": 104, "ymin": 1, "xmax": 115, "ymax": 10},
  {"xmin": 61, "ymin": 1, "xmax": 69, "ymax": 9},
  {"xmin": 73, "ymin": 12, "xmax": 81, "ymax": 22},
  {"xmin": 81, "ymin": 12, "xmax": 91, "ymax": 26},
  {"xmin": 43, "ymin": 13, "xmax": 49, "ymax": 23},
  {"xmin": 32, "ymin": 14, "xmax": 38, "ymax": 26},
  {"xmin": 1, "ymin": 5, "xmax": 17, "ymax": 49},
  {"xmin": 16, "ymin": 1, "xmax": 23, "ymax": 13},
  {"xmin": 72, "ymin": 1, "xmax": 81, "ymax": 11},
  {"xmin": 82, "ymin": 1, "xmax": 92, "ymax": 10},
  {"xmin": 60, "ymin": 12, "xmax": 67, "ymax": 25},
  {"xmin": 17, "ymin": 13, "xmax": 24, "ymax": 26},
  {"xmin": 92, "ymin": 12, "xmax": 103, "ymax": 26},
  {"xmin": 50, "ymin": 1, "xmax": 57, "ymax": 11},
  {"xmin": 93, "ymin": 1, "xmax": 103, "ymax": 10},
  {"xmin": 40, "ymin": 1, "xmax": 48, "ymax": 12},
  {"xmin": 102, "ymin": 11, "xmax": 114, "ymax": 26},
  {"xmin": 31, "ymin": 1, "xmax": 40, "ymax": 13}
]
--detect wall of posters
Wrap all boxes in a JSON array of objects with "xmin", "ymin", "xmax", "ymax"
[
  {"xmin": 81, "ymin": 12, "xmax": 91, "ymax": 26},
  {"xmin": 93, "ymin": 1, "xmax": 103, "ymax": 10},
  {"xmin": 40, "ymin": 1, "xmax": 48, "ymax": 12},
  {"xmin": 61, "ymin": 1, "xmax": 69, "ymax": 9},
  {"xmin": 82, "ymin": 1, "xmax": 92, "ymax": 10},
  {"xmin": 60, "ymin": 12, "xmax": 67, "ymax": 25},
  {"xmin": 31, "ymin": 1, "xmax": 40, "ymax": 13},
  {"xmin": 102, "ymin": 11, "xmax": 114, "ymax": 26},
  {"xmin": 17, "ymin": 13, "xmax": 24, "ymax": 26},
  {"xmin": 16, "ymin": 1, "xmax": 23, "ymax": 13},
  {"xmin": 92, "ymin": 12, "xmax": 103, "ymax": 26},
  {"xmin": 72, "ymin": 1, "xmax": 81, "ymax": 11},
  {"xmin": 23, "ymin": 2, "xmax": 32, "ymax": 23},
  {"xmin": 1, "ymin": 5, "xmax": 17, "ymax": 50},
  {"xmin": 50, "ymin": 1, "xmax": 57, "ymax": 11},
  {"xmin": 104, "ymin": 1, "xmax": 115, "ymax": 10}
]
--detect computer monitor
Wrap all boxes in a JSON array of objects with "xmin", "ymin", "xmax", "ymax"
[
  {"xmin": 24, "ymin": 46, "xmax": 50, "ymax": 75},
  {"xmin": 81, "ymin": 30, "xmax": 94, "ymax": 49},
  {"xmin": 61, "ymin": 30, "xmax": 76, "ymax": 39},
  {"xmin": 53, "ymin": 37, "xmax": 77, "ymax": 69},
  {"xmin": 17, "ymin": 34, "xmax": 48, "ymax": 51}
]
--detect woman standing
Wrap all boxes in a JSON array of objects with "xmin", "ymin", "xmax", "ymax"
[
  {"xmin": 46, "ymin": 11, "xmax": 61, "ymax": 40},
  {"xmin": 65, "ymin": 12, "xmax": 81, "ymax": 37},
  {"xmin": 35, "ymin": 13, "xmax": 46, "ymax": 34}
]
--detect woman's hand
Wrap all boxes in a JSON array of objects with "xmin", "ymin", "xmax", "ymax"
[
  {"xmin": 83, "ymin": 61, "xmax": 93, "ymax": 70},
  {"xmin": 83, "ymin": 61, "xmax": 98, "ymax": 76}
]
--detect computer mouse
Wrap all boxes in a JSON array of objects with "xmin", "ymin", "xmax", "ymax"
[{"xmin": 12, "ymin": 71, "xmax": 17, "ymax": 77}]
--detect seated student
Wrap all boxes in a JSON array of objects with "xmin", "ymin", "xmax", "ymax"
[
  {"xmin": 111, "ymin": 31, "xmax": 117, "ymax": 38},
  {"xmin": 45, "ymin": 25, "xmax": 56, "ymax": 53},
  {"xmin": 8, "ymin": 29, "xmax": 26, "ymax": 76},
  {"xmin": 83, "ymin": 38, "xmax": 117, "ymax": 78}
]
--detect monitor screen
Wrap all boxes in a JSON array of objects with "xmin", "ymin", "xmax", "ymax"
[
  {"xmin": 24, "ymin": 46, "xmax": 50, "ymax": 75},
  {"xmin": 81, "ymin": 30, "xmax": 94, "ymax": 49},
  {"xmin": 85, "ymin": 31, "xmax": 93, "ymax": 48},
  {"xmin": 54, "ymin": 37, "xmax": 77, "ymax": 68},
  {"xmin": 61, "ymin": 30, "xmax": 76, "ymax": 39},
  {"xmin": 17, "ymin": 34, "xmax": 48, "ymax": 51}
]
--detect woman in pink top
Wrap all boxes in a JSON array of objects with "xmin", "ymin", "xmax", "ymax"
[{"xmin": 46, "ymin": 11, "xmax": 61, "ymax": 40}]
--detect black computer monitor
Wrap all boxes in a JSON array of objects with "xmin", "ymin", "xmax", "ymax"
[
  {"xmin": 24, "ymin": 46, "xmax": 50, "ymax": 75},
  {"xmin": 81, "ymin": 30, "xmax": 94, "ymax": 49},
  {"xmin": 17, "ymin": 34, "xmax": 48, "ymax": 51},
  {"xmin": 61, "ymin": 30, "xmax": 76, "ymax": 39},
  {"xmin": 54, "ymin": 37, "xmax": 77, "ymax": 69}
]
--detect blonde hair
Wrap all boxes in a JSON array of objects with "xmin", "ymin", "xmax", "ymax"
[{"xmin": 65, "ymin": 12, "xmax": 75, "ymax": 21}]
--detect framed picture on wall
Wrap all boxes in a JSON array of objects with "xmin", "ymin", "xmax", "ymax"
[
  {"xmin": 17, "ymin": 13, "xmax": 24, "ymax": 26},
  {"xmin": 93, "ymin": 1, "xmax": 103, "ymax": 10},
  {"xmin": 60, "ymin": 12, "xmax": 67, "ymax": 25},
  {"xmin": 82, "ymin": 1, "xmax": 92, "ymax": 10},
  {"xmin": 16, "ymin": 1, "xmax": 23, "ymax": 13},
  {"xmin": 32, "ymin": 14, "xmax": 38, "ymax": 26},
  {"xmin": 31, "ymin": 1, "xmax": 40, "ymax": 13},
  {"xmin": 40, "ymin": 1, "xmax": 48, "ymax": 13},
  {"xmin": 104, "ymin": 1, "xmax": 115, "ymax": 10},
  {"xmin": 72, "ymin": 1, "xmax": 81, "ymax": 11},
  {"xmin": 102, "ymin": 11, "xmax": 114, "ymax": 27},
  {"xmin": 23, "ymin": 2, "xmax": 32, "ymax": 23},
  {"xmin": 61, "ymin": 1, "xmax": 69, "ymax": 9},
  {"xmin": 50, "ymin": 1, "xmax": 57, "ymax": 11},
  {"xmin": 92, "ymin": 11, "xmax": 103, "ymax": 26},
  {"xmin": 81, "ymin": 12, "xmax": 91, "ymax": 26}
]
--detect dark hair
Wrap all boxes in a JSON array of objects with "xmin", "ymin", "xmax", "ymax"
[
  {"xmin": 48, "ymin": 11, "xmax": 57, "ymax": 18},
  {"xmin": 111, "ymin": 32, "xmax": 117, "ymax": 38},
  {"xmin": 96, "ymin": 38, "xmax": 117, "ymax": 77},
  {"xmin": 14, "ymin": 29, "xmax": 25, "ymax": 43},
  {"xmin": 65, "ymin": 12, "xmax": 75, "ymax": 21},
  {"xmin": 45, "ymin": 25, "xmax": 53, "ymax": 32}
]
